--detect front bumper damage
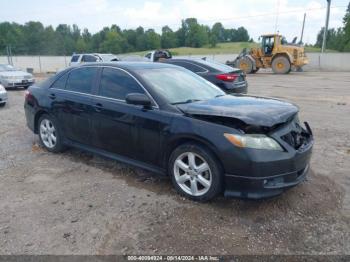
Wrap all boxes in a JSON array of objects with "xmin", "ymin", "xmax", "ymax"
[{"xmin": 223, "ymin": 119, "xmax": 313, "ymax": 199}]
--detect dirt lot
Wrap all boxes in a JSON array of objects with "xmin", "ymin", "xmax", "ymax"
[{"xmin": 0, "ymin": 71, "xmax": 349, "ymax": 255}]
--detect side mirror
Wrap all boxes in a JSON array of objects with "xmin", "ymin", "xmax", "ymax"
[{"xmin": 126, "ymin": 93, "xmax": 152, "ymax": 108}]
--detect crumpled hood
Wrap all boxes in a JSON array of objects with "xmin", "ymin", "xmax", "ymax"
[
  {"xmin": 0, "ymin": 71, "xmax": 32, "ymax": 77},
  {"xmin": 177, "ymin": 95, "xmax": 299, "ymax": 127}
]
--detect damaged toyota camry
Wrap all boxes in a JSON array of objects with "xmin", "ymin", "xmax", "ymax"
[{"xmin": 24, "ymin": 62, "xmax": 313, "ymax": 201}]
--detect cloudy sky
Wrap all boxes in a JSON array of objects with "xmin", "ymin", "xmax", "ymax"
[{"xmin": 1, "ymin": 0, "xmax": 349, "ymax": 44}]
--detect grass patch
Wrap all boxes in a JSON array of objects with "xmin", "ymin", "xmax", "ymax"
[{"xmin": 122, "ymin": 42, "xmax": 336, "ymax": 57}]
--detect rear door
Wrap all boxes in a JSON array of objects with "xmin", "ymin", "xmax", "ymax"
[{"xmin": 49, "ymin": 67, "xmax": 99, "ymax": 145}]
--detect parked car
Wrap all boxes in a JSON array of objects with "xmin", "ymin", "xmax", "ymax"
[
  {"xmin": 24, "ymin": 62, "xmax": 313, "ymax": 201},
  {"xmin": 161, "ymin": 58, "xmax": 248, "ymax": 94},
  {"xmin": 0, "ymin": 64, "xmax": 35, "ymax": 89},
  {"xmin": 69, "ymin": 53, "xmax": 119, "ymax": 66},
  {"xmin": 144, "ymin": 50, "xmax": 172, "ymax": 62},
  {"xmin": 0, "ymin": 84, "xmax": 7, "ymax": 106}
]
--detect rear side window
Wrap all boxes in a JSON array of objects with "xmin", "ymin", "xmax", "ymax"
[
  {"xmin": 51, "ymin": 73, "xmax": 68, "ymax": 89},
  {"xmin": 82, "ymin": 55, "xmax": 98, "ymax": 62},
  {"xmin": 71, "ymin": 55, "xmax": 80, "ymax": 62},
  {"xmin": 99, "ymin": 68, "xmax": 144, "ymax": 100},
  {"xmin": 171, "ymin": 61, "xmax": 207, "ymax": 73},
  {"xmin": 66, "ymin": 67, "xmax": 98, "ymax": 94}
]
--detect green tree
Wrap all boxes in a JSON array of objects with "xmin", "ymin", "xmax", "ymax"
[
  {"xmin": 212, "ymin": 22, "xmax": 225, "ymax": 42},
  {"xmin": 100, "ymin": 30, "xmax": 125, "ymax": 54},
  {"xmin": 145, "ymin": 29, "xmax": 161, "ymax": 50},
  {"xmin": 181, "ymin": 18, "xmax": 208, "ymax": 47},
  {"xmin": 161, "ymin": 26, "xmax": 177, "ymax": 48},
  {"xmin": 23, "ymin": 21, "xmax": 45, "ymax": 54}
]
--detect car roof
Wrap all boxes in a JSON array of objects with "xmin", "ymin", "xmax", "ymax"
[{"xmin": 77, "ymin": 62, "xmax": 178, "ymax": 70}]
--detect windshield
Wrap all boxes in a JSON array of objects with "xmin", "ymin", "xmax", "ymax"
[
  {"xmin": 195, "ymin": 59, "xmax": 234, "ymax": 73},
  {"xmin": 0, "ymin": 64, "xmax": 16, "ymax": 72},
  {"xmin": 137, "ymin": 67, "xmax": 225, "ymax": 104}
]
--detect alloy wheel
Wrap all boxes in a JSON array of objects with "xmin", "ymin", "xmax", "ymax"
[
  {"xmin": 173, "ymin": 152, "xmax": 212, "ymax": 196},
  {"xmin": 40, "ymin": 119, "xmax": 57, "ymax": 149}
]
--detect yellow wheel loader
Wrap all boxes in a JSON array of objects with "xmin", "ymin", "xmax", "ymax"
[{"xmin": 227, "ymin": 34, "xmax": 308, "ymax": 74}]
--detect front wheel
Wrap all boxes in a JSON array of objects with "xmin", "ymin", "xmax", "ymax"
[
  {"xmin": 38, "ymin": 114, "xmax": 66, "ymax": 153},
  {"xmin": 237, "ymin": 57, "xmax": 254, "ymax": 74},
  {"xmin": 169, "ymin": 143, "xmax": 223, "ymax": 201}
]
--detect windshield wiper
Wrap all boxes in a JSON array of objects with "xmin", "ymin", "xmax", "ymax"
[
  {"xmin": 215, "ymin": 94, "xmax": 225, "ymax": 98},
  {"xmin": 171, "ymin": 99, "xmax": 202, "ymax": 105}
]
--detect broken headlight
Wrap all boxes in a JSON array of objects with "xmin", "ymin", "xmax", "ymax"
[{"xmin": 224, "ymin": 133, "xmax": 283, "ymax": 151}]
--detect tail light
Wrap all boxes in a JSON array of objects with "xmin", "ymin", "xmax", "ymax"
[
  {"xmin": 216, "ymin": 73, "xmax": 238, "ymax": 82},
  {"xmin": 24, "ymin": 90, "xmax": 35, "ymax": 105},
  {"xmin": 24, "ymin": 90, "xmax": 31, "ymax": 100}
]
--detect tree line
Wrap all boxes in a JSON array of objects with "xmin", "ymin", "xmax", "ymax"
[
  {"xmin": 314, "ymin": 2, "xmax": 350, "ymax": 51},
  {"xmin": 0, "ymin": 18, "xmax": 250, "ymax": 56}
]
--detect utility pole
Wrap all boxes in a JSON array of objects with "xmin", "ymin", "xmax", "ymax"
[
  {"xmin": 321, "ymin": 0, "xmax": 331, "ymax": 53},
  {"xmin": 300, "ymin": 13, "xmax": 306, "ymax": 44}
]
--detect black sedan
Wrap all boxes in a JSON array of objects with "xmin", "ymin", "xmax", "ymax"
[
  {"xmin": 161, "ymin": 58, "xmax": 247, "ymax": 94},
  {"xmin": 24, "ymin": 62, "xmax": 313, "ymax": 201}
]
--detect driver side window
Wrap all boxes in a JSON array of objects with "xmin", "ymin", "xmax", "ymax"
[{"xmin": 99, "ymin": 67, "xmax": 145, "ymax": 100}]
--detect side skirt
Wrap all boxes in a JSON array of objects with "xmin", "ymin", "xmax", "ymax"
[{"xmin": 64, "ymin": 139, "xmax": 166, "ymax": 176}]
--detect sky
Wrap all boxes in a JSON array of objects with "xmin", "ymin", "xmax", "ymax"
[{"xmin": 0, "ymin": 0, "xmax": 349, "ymax": 44}]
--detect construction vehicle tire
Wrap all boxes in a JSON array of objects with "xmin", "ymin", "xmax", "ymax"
[
  {"xmin": 272, "ymin": 56, "xmax": 291, "ymax": 74},
  {"xmin": 238, "ymin": 56, "xmax": 253, "ymax": 74}
]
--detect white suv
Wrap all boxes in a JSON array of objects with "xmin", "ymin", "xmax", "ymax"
[{"xmin": 69, "ymin": 53, "xmax": 119, "ymax": 66}]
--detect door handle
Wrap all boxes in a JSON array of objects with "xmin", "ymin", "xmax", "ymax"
[
  {"xmin": 49, "ymin": 93, "xmax": 56, "ymax": 100},
  {"xmin": 94, "ymin": 103, "xmax": 103, "ymax": 112}
]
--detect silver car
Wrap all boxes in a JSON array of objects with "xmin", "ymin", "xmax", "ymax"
[
  {"xmin": 0, "ymin": 64, "xmax": 35, "ymax": 89},
  {"xmin": 0, "ymin": 84, "xmax": 7, "ymax": 106},
  {"xmin": 69, "ymin": 53, "xmax": 119, "ymax": 66}
]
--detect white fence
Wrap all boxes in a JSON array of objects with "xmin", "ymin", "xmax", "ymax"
[{"xmin": 1, "ymin": 53, "xmax": 350, "ymax": 73}]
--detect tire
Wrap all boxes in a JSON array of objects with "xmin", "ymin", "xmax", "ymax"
[
  {"xmin": 168, "ymin": 143, "xmax": 223, "ymax": 201},
  {"xmin": 38, "ymin": 114, "xmax": 66, "ymax": 153},
  {"xmin": 251, "ymin": 68, "xmax": 260, "ymax": 74},
  {"xmin": 0, "ymin": 103, "xmax": 5, "ymax": 107},
  {"xmin": 238, "ymin": 57, "xmax": 253, "ymax": 74},
  {"xmin": 272, "ymin": 56, "xmax": 291, "ymax": 74}
]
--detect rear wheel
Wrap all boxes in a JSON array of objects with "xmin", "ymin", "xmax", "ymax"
[
  {"xmin": 237, "ymin": 57, "xmax": 253, "ymax": 74},
  {"xmin": 38, "ymin": 114, "xmax": 66, "ymax": 153},
  {"xmin": 169, "ymin": 143, "xmax": 223, "ymax": 201},
  {"xmin": 272, "ymin": 56, "xmax": 291, "ymax": 74}
]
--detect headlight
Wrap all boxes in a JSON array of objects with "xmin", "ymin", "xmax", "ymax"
[
  {"xmin": 0, "ymin": 85, "xmax": 5, "ymax": 92},
  {"xmin": 224, "ymin": 133, "xmax": 283, "ymax": 151}
]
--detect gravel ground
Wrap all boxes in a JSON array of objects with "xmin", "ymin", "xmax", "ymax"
[{"xmin": 0, "ymin": 71, "xmax": 349, "ymax": 255}]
